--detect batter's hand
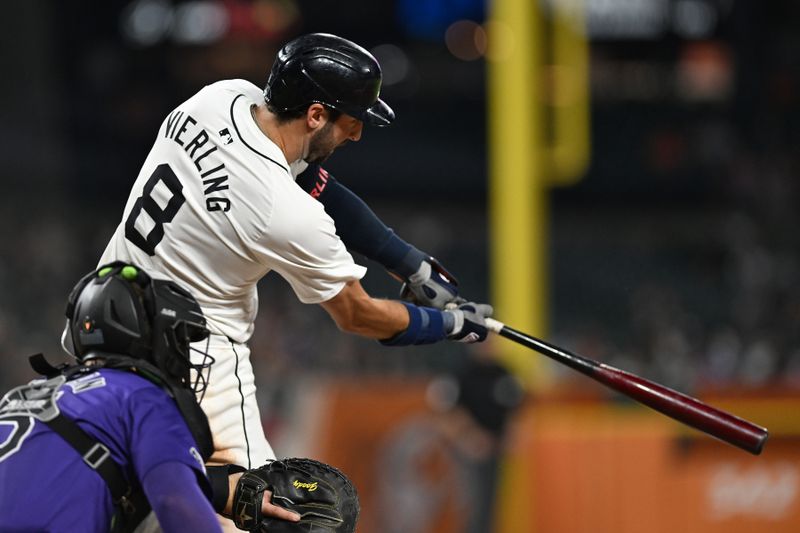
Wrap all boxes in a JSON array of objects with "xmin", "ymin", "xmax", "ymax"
[
  {"xmin": 400, "ymin": 256, "xmax": 462, "ymax": 309},
  {"xmin": 444, "ymin": 301, "xmax": 493, "ymax": 343}
]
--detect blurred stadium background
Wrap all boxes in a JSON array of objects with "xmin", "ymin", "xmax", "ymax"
[{"xmin": 1, "ymin": 1, "xmax": 798, "ymax": 531}]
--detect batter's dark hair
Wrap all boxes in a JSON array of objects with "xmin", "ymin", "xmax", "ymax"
[{"xmin": 265, "ymin": 102, "xmax": 342, "ymax": 125}]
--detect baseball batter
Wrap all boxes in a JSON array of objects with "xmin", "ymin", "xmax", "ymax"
[{"xmin": 96, "ymin": 33, "xmax": 492, "ymax": 492}]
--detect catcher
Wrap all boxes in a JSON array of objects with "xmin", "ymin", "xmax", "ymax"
[
  {"xmin": 0, "ymin": 263, "xmax": 358, "ymax": 532},
  {"xmin": 0, "ymin": 263, "xmax": 222, "ymax": 532}
]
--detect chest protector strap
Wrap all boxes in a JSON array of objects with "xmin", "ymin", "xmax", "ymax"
[{"xmin": 22, "ymin": 354, "xmax": 151, "ymax": 532}]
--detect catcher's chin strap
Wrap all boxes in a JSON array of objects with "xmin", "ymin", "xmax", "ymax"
[{"xmin": 27, "ymin": 354, "xmax": 150, "ymax": 533}]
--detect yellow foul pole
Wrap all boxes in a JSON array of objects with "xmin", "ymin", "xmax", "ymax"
[
  {"xmin": 488, "ymin": 0, "xmax": 549, "ymax": 388},
  {"xmin": 488, "ymin": 1, "xmax": 590, "ymax": 531},
  {"xmin": 488, "ymin": 1, "xmax": 545, "ymax": 531}
]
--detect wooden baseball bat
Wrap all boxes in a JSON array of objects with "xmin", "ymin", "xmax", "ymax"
[{"xmin": 485, "ymin": 318, "xmax": 768, "ymax": 455}]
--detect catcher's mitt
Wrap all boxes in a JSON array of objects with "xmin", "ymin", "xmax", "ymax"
[{"xmin": 232, "ymin": 457, "xmax": 359, "ymax": 532}]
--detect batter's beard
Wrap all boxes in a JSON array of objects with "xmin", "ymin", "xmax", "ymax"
[{"xmin": 305, "ymin": 121, "xmax": 338, "ymax": 164}]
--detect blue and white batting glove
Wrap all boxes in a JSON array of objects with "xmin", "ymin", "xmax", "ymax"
[
  {"xmin": 443, "ymin": 302, "xmax": 493, "ymax": 343},
  {"xmin": 400, "ymin": 256, "xmax": 463, "ymax": 309}
]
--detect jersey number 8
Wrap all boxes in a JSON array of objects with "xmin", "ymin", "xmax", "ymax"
[{"xmin": 125, "ymin": 164, "xmax": 186, "ymax": 256}]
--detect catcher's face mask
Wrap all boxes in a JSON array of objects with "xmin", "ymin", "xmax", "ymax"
[{"xmin": 159, "ymin": 314, "xmax": 215, "ymax": 401}]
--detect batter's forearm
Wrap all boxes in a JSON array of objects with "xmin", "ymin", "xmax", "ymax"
[
  {"xmin": 321, "ymin": 280, "xmax": 465, "ymax": 345},
  {"xmin": 348, "ymin": 298, "xmax": 411, "ymax": 339},
  {"xmin": 321, "ymin": 281, "xmax": 410, "ymax": 339}
]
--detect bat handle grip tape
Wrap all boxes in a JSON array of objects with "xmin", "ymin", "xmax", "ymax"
[{"xmin": 485, "ymin": 318, "xmax": 505, "ymax": 334}]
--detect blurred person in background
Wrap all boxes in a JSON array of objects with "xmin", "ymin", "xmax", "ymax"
[
  {"xmin": 427, "ymin": 345, "xmax": 525, "ymax": 533},
  {"xmin": 88, "ymin": 32, "xmax": 491, "ymax": 530}
]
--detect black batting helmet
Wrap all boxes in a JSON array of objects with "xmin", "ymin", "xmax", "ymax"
[
  {"xmin": 265, "ymin": 33, "xmax": 395, "ymax": 126},
  {"xmin": 65, "ymin": 262, "xmax": 212, "ymax": 395}
]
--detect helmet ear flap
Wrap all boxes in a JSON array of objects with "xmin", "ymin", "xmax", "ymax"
[
  {"xmin": 148, "ymin": 280, "xmax": 209, "ymax": 388},
  {"xmin": 156, "ymin": 322, "xmax": 192, "ymax": 387}
]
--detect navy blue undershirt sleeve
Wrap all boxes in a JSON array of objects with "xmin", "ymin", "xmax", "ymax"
[{"xmin": 296, "ymin": 164, "xmax": 425, "ymax": 278}]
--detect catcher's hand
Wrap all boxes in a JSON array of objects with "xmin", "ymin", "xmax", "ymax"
[{"xmin": 232, "ymin": 458, "xmax": 359, "ymax": 532}]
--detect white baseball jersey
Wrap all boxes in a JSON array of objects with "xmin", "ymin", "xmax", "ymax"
[
  {"xmin": 100, "ymin": 79, "xmax": 366, "ymax": 342},
  {"xmin": 99, "ymin": 79, "xmax": 366, "ymax": 469}
]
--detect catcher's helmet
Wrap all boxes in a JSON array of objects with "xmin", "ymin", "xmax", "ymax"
[
  {"xmin": 65, "ymin": 262, "xmax": 212, "ymax": 394},
  {"xmin": 265, "ymin": 33, "xmax": 395, "ymax": 126}
]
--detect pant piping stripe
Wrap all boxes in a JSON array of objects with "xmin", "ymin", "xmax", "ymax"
[{"xmin": 230, "ymin": 341, "xmax": 251, "ymax": 469}]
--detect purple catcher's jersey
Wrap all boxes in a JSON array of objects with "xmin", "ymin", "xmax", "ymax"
[{"xmin": 0, "ymin": 368, "xmax": 209, "ymax": 532}]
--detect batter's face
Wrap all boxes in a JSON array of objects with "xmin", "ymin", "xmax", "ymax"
[{"xmin": 306, "ymin": 113, "xmax": 363, "ymax": 164}]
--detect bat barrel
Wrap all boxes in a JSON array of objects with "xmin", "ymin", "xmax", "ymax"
[
  {"xmin": 594, "ymin": 365, "xmax": 769, "ymax": 455},
  {"xmin": 489, "ymin": 320, "xmax": 769, "ymax": 455}
]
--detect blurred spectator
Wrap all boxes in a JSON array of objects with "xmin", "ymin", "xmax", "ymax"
[{"xmin": 426, "ymin": 345, "xmax": 525, "ymax": 533}]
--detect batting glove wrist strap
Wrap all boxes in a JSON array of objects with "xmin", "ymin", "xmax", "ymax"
[
  {"xmin": 400, "ymin": 255, "xmax": 462, "ymax": 309},
  {"xmin": 380, "ymin": 302, "xmax": 447, "ymax": 346},
  {"xmin": 387, "ymin": 243, "xmax": 427, "ymax": 279}
]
